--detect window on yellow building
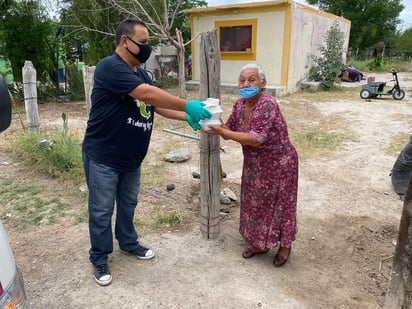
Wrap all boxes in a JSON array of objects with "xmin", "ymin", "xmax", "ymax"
[
  {"xmin": 216, "ymin": 19, "xmax": 257, "ymax": 61},
  {"xmin": 220, "ymin": 26, "xmax": 252, "ymax": 52}
]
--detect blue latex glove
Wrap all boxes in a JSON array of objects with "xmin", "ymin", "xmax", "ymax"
[
  {"xmin": 184, "ymin": 100, "xmax": 212, "ymax": 123},
  {"xmin": 185, "ymin": 114, "xmax": 201, "ymax": 131}
]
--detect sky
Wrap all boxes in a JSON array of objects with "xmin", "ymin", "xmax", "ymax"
[{"xmin": 207, "ymin": 0, "xmax": 412, "ymax": 32}]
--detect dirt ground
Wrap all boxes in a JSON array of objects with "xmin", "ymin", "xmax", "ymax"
[{"xmin": 1, "ymin": 72, "xmax": 412, "ymax": 308}]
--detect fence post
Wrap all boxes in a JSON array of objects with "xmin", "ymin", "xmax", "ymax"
[
  {"xmin": 198, "ymin": 29, "xmax": 221, "ymax": 239},
  {"xmin": 22, "ymin": 61, "xmax": 40, "ymax": 133},
  {"xmin": 82, "ymin": 66, "xmax": 95, "ymax": 117}
]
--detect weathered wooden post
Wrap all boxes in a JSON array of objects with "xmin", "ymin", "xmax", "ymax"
[
  {"xmin": 199, "ymin": 29, "xmax": 221, "ymax": 239},
  {"xmin": 384, "ymin": 174, "xmax": 412, "ymax": 308},
  {"xmin": 22, "ymin": 61, "xmax": 40, "ymax": 133},
  {"xmin": 82, "ymin": 65, "xmax": 95, "ymax": 117}
]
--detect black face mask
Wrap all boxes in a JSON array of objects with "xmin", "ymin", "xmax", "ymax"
[{"xmin": 126, "ymin": 36, "xmax": 152, "ymax": 64}]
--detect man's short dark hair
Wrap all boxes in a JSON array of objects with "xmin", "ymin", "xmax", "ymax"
[{"xmin": 115, "ymin": 18, "xmax": 147, "ymax": 45}]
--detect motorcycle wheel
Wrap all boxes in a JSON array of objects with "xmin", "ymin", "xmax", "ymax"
[{"xmin": 392, "ymin": 90, "xmax": 405, "ymax": 100}]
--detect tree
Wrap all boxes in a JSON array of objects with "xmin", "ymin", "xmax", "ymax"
[
  {"xmin": 309, "ymin": 22, "xmax": 345, "ymax": 90},
  {"xmin": 394, "ymin": 28, "xmax": 412, "ymax": 60},
  {"xmin": 107, "ymin": 0, "xmax": 207, "ymax": 96},
  {"xmin": 306, "ymin": 0, "xmax": 404, "ymax": 55},
  {"xmin": 0, "ymin": 0, "xmax": 60, "ymax": 85},
  {"xmin": 59, "ymin": 0, "xmax": 121, "ymax": 65},
  {"xmin": 60, "ymin": 0, "xmax": 207, "ymax": 97}
]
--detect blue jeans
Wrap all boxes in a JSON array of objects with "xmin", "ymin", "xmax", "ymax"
[{"xmin": 83, "ymin": 151, "xmax": 141, "ymax": 265}]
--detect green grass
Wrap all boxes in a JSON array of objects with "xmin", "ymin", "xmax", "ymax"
[
  {"xmin": 282, "ymin": 94, "xmax": 359, "ymax": 160},
  {"xmin": 351, "ymin": 294, "xmax": 363, "ymax": 301},
  {"xmin": 348, "ymin": 59, "xmax": 411, "ymax": 74},
  {"xmin": 1, "ymin": 122, "xmax": 87, "ymax": 228},
  {"xmin": 0, "ymin": 177, "xmax": 74, "ymax": 228},
  {"xmin": 291, "ymin": 129, "xmax": 357, "ymax": 160},
  {"xmin": 10, "ymin": 130, "xmax": 84, "ymax": 183},
  {"xmin": 153, "ymin": 210, "xmax": 184, "ymax": 228},
  {"xmin": 293, "ymin": 129, "xmax": 346, "ymax": 149},
  {"xmin": 133, "ymin": 207, "xmax": 189, "ymax": 234}
]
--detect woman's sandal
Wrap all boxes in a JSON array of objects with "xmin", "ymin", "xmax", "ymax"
[
  {"xmin": 242, "ymin": 247, "xmax": 269, "ymax": 259},
  {"xmin": 273, "ymin": 247, "xmax": 291, "ymax": 267}
]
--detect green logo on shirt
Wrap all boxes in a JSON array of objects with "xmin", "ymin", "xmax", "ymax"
[{"xmin": 136, "ymin": 100, "xmax": 151, "ymax": 119}]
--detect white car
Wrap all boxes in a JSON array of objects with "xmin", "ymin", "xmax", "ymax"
[{"xmin": 0, "ymin": 75, "xmax": 29, "ymax": 308}]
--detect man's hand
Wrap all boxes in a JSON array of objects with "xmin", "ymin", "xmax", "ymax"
[
  {"xmin": 185, "ymin": 114, "xmax": 201, "ymax": 131},
  {"xmin": 184, "ymin": 100, "xmax": 212, "ymax": 123}
]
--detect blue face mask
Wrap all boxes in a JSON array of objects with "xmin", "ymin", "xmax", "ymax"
[{"xmin": 239, "ymin": 86, "xmax": 259, "ymax": 99}]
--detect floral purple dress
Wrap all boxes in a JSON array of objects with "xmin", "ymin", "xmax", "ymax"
[{"xmin": 226, "ymin": 93, "xmax": 298, "ymax": 250}]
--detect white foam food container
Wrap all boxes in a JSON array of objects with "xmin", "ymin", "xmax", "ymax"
[{"xmin": 200, "ymin": 98, "xmax": 223, "ymax": 130}]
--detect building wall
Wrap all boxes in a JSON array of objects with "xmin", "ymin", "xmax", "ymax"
[
  {"xmin": 191, "ymin": 7, "xmax": 287, "ymax": 86},
  {"xmin": 287, "ymin": 3, "xmax": 351, "ymax": 92},
  {"xmin": 186, "ymin": 1, "xmax": 350, "ymax": 94}
]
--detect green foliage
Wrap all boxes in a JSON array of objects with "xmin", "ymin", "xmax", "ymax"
[
  {"xmin": 0, "ymin": 0, "xmax": 60, "ymax": 87},
  {"xmin": 308, "ymin": 22, "xmax": 345, "ymax": 90},
  {"xmin": 394, "ymin": 28, "xmax": 412, "ymax": 59},
  {"xmin": 167, "ymin": 0, "xmax": 208, "ymax": 47},
  {"xmin": 59, "ymin": 0, "xmax": 207, "ymax": 64},
  {"xmin": 367, "ymin": 54, "xmax": 383, "ymax": 71},
  {"xmin": 59, "ymin": 0, "xmax": 119, "ymax": 65},
  {"xmin": 349, "ymin": 59, "xmax": 411, "ymax": 73},
  {"xmin": 11, "ymin": 123, "xmax": 84, "ymax": 183},
  {"xmin": 306, "ymin": 0, "xmax": 404, "ymax": 53}
]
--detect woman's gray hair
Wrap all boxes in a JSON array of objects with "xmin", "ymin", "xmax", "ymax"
[{"xmin": 240, "ymin": 63, "xmax": 266, "ymax": 82}]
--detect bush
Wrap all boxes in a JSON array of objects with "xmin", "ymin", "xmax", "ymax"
[
  {"xmin": 308, "ymin": 22, "xmax": 345, "ymax": 90},
  {"xmin": 10, "ymin": 114, "xmax": 84, "ymax": 183}
]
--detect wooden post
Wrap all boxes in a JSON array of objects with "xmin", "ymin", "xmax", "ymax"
[
  {"xmin": 198, "ymin": 29, "xmax": 221, "ymax": 239},
  {"xmin": 22, "ymin": 61, "xmax": 40, "ymax": 133},
  {"xmin": 82, "ymin": 65, "xmax": 95, "ymax": 117},
  {"xmin": 384, "ymin": 174, "xmax": 412, "ymax": 308}
]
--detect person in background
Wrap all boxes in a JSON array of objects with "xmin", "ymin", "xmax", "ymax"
[
  {"xmin": 82, "ymin": 18, "xmax": 210, "ymax": 286},
  {"xmin": 204, "ymin": 63, "xmax": 298, "ymax": 267},
  {"xmin": 185, "ymin": 54, "xmax": 192, "ymax": 77}
]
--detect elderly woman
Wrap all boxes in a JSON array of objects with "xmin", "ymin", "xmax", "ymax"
[{"xmin": 206, "ymin": 63, "xmax": 298, "ymax": 267}]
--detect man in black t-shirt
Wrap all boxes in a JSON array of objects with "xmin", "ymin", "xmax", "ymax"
[{"xmin": 82, "ymin": 18, "xmax": 211, "ymax": 286}]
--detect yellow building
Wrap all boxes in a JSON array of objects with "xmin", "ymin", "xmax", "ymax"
[{"xmin": 184, "ymin": 0, "xmax": 351, "ymax": 95}]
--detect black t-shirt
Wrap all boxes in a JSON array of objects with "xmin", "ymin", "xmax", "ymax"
[{"xmin": 82, "ymin": 53, "xmax": 154, "ymax": 170}]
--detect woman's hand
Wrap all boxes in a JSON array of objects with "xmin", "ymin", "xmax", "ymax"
[
  {"xmin": 202, "ymin": 125, "xmax": 221, "ymax": 135},
  {"xmin": 203, "ymin": 124, "xmax": 260, "ymax": 146},
  {"xmin": 202, "ymin": 124, "xmax": 231, "ymax": 140}
]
